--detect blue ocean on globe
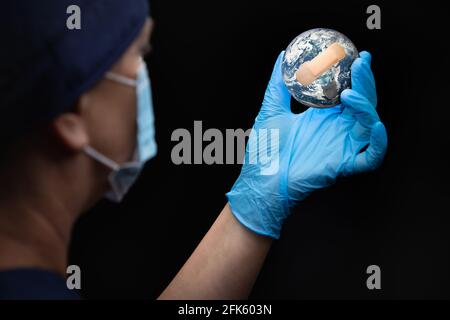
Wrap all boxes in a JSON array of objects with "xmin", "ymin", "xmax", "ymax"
[{"xmin": 282, "ymin": 28, "xmax": 358, "ymax": 108}]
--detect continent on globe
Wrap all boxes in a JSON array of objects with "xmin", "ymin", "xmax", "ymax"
[{"xmin": 282, "ymin": 28, "xmax": 358, "ymax": 108}]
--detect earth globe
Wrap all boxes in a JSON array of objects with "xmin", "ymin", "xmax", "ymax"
[{"xmin": 282, "ymin": 28, "xmax": 358, "ymax": 108}]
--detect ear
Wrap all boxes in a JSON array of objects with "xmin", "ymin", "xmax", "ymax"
[{"xmin": 51, "ymin": 109, "xmax": 89, "ymax": 152}]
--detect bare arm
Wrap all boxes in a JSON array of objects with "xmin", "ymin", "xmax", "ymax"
[{"xmin": 158, "ymin": 203, "xmax": 272, "ymax": 300}]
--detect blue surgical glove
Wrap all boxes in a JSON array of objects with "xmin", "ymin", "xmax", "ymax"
[{"xmin": 226, "ymin": 51, "xmax": 387, "ymax": 239}]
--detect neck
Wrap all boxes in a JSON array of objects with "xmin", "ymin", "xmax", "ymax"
[
  {"xmin": 0, "ymin": 180, "xmax": 79, "ymax": 277},
  {"xmin": 0, "ymin": 135, "xmax": 104, "ymax": 277}
]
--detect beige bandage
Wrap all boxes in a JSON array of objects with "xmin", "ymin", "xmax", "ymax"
[{"xmin": 296, "ymin": 42, "xmax": 346, "ymax": 86}]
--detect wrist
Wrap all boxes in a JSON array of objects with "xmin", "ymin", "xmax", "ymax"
[{"xmin": 226, "ymin": 190, "xmax": 290, "ymax": 239}]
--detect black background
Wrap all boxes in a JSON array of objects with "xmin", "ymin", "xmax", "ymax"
[{"xmin": 69, "ymin": 0, "xmax": 450, "ymax": 299}]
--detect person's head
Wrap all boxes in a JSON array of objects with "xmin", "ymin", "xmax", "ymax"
[{"xmin": 0, "ymin": 0, "xmax": 156, "ymax": 216}]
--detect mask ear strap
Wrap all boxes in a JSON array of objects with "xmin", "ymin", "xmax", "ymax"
[
  {"xmin": 105, "ymin": 72, "xmax": 137, "ymax": 87},
  {"xmin": 84, "ymin": 146, "xmax": 120, "ymax": 171}
]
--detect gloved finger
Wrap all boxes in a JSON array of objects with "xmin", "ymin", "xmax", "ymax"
[
  {"xmin": 359, "ymin": 51, "xmax": 372, "ymax": 66},
  {"xmin": 353, "ymin": 121, "xmax": 388, "ymax": 173},
  {"xmin": 350, "ymin": 51, "xmax": 377, "ymax": 108},
  {"xmin": 259, "ymin": 51, "xmax": 292, "ymax": 118},
  {"xmin": 341, "ymin": 89, "xmax": 380, "ymax": 128}
]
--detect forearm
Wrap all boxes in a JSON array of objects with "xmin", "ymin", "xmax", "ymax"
[{"xmin": 158, "ymin": 203, "xmax": 272, "ymax": 300}]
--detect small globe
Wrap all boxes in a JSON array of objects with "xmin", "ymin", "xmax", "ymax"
[{"xmin": 282, "ymin": 28, "xmax": 358, "ymax": 108}]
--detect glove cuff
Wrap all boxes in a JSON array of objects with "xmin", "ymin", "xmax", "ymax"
[{"xmin": 226, "ymin": 189, "xmax": 290, "ymax": 239}]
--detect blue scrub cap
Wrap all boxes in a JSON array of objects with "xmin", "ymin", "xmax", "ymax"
[{"xmin": 0, "ymin": 0, "xmax": 149, "ymax": 138}]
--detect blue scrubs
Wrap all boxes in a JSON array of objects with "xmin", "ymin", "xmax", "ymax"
[{"xmin": 0, "ymin": 268, "xmax": 80, "ymax": 300}]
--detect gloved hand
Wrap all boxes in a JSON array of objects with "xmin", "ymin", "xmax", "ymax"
[{"xmin": 226, "ymin": 51, "xmax": 387, "ymax": 239}]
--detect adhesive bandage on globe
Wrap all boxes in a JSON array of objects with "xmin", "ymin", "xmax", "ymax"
[{"xmin": 296, "ymin": 42, "xmax": 346, "ymax": 86}]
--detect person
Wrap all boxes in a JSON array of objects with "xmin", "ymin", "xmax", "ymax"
[{"xmin": 0, "ymin": 0, "xmax": 387, "ymax": 300}]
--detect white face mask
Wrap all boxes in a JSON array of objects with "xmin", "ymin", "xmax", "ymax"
[{"xmin": 84, "ymin": 61, "xmax": 157, "ymax": 202}]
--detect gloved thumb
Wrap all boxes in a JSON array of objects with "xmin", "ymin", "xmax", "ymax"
[{"xmin": 259, "ymin": 51, "xmax": 292, "ymax": 119}]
